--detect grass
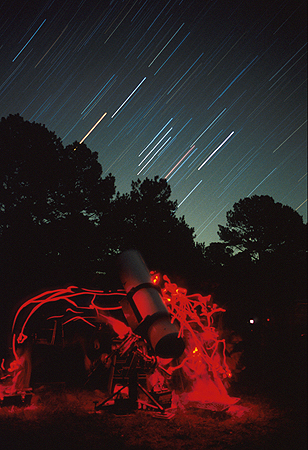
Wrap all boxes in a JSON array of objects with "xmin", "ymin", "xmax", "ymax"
[
  {"xmin": 0, "ymin": 383, "xmax": 306, "ymax": 450},
  {"xmin": 1, "ymin": 329, "xmax": 306, "ymax": 449}
]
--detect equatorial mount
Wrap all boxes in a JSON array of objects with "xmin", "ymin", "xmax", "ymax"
[{"xmin": 93, "ymin": 332, "xmax": 172, "ymax": 414}]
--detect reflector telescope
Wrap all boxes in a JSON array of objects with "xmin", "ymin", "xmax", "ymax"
[{"xmin": 117, "ymin": 250, "xmax": 185, "ymax": 359}]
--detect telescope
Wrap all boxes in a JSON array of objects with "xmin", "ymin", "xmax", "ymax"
[
  {"xmin": 117, "ymin": 250, "xmax": 185, "ymax": 360},
  {"xmin": 5, "ymin": 250, "xmax": 185, "ymax": 412},
  {"xmin": 92, "ymin": 250, "xmax": 185, "ymax": 413}
]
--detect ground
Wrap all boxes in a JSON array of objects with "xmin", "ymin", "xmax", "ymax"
[
  {"xmin": 1, "ymin": 311, "xmax": 307, "ymax": 449},
  {"xmin": 0, "ymin": 382, "xmax": 306, "ymax": 450}
]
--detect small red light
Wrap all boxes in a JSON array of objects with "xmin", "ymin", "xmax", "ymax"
[{"xmin": 150, "ymin": 272, "xmax": 160, "ymax": 285}]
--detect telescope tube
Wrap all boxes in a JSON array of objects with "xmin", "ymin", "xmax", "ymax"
[{"xmin": 117, "ymin": 250, "xmax": 185, "ymax": 359}]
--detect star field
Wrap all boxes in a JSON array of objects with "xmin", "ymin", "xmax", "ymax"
[{"xmin": 0, "ymin": 0, "xmax": 307, "ymax": 244}]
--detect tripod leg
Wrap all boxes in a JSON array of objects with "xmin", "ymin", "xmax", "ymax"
[
  {"xmin": 95, "ymin": 384, "xmax": 127, "ymax": 410},
  {"xmin": 137, "ymin": 383, "xmax": 164, "ymax": 411},
  {"xmin": 107, "ymin": 354, "xmax": 116, "ymax": 394}
]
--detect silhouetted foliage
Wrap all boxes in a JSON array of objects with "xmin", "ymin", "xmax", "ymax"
[
  {"xmin": 0, "ymin": 115, "xmax": 115, "ymax": 228},
  {"xmin": 205, "ymin": 195, "xmax": 308, "ymax": 341},
  {"xmin": 0, "ymin": 115, "xmax": 116, "ymax": 304},
  {"xmin": 217, "ymin": 195, "xmax": 306, "ymax": 261},
  {"xmin": 106, "ymin": 176, "xmax": 207, "ymax": 289},
  {"xmin": 202, "ymin": 242, "xmax": 233, "ymax": 268},
  {"xmin": 1, "ymin": 114, "xmax": 306, "ymax": 367},
  {"xmin": 0, "ymin": 116, "xmax": 207, "ymax": 316}
]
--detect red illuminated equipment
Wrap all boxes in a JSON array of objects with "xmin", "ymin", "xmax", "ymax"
[
  {"xmin": 117, "ymin": 250, "xmax": 185, "ymax": 359},
  {"xmin": 1, "ymin": 249, "xmax": 240, "ymax": 414}
]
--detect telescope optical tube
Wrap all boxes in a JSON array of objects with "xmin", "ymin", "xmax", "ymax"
[{"xmin": 117, "ymin": 250, "xmax": 185, "ymax": 359}]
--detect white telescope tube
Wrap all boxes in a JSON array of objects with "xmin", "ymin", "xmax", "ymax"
[{"xmin": 117, "ymin": 250, "xmax": 185, "ymax": 359}]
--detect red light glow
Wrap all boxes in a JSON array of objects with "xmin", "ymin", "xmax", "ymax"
[
  {"xmin": 2, "ymin": 274, "xmax": 239, "ymax": 411},
  {"xmin": 153, "ymin": 274, "xmax": 239, "ymax": 409}
]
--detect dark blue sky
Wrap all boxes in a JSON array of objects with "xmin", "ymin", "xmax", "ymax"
[{"xmin": 1, "ymin": 0, "xmax": 306, "ymax": 244}]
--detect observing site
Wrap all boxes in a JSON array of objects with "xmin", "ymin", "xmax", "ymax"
[{"xmin": 0, "ymin": 0, "xmax": 306, "ymax": 449}]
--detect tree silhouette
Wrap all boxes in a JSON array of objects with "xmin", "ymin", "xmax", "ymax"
[
  {"xmin": 0, "ymin": 115, "xmax": 209, "ymax": 309},
  {"xmin": 57, "ymin": 142, "xmax": 116, "ymax": 223},
  {"xmin": 0, "ymin": 115, "xmax": 116, "ymax": 301},
  {"xmin": 202, "ymin": 242, "xmax": 233, "ymax": 268},
  {"xmin": 0, "ymin": 115, "xmax": 115, "ymax": 229},
  {"xmin": 217, "ymin": 195, "xmax": 306, "ymax": 261},
  {"xmin": 107, "ymin": 176, "xmax": 206, "ymax": 289},
  {"xmin": 210, "ymin": 195, "xmax": 307, "ymax": 336},
  {"xmin": 213, "ymin": 196, "xmax": 307, "ymax": 396}
]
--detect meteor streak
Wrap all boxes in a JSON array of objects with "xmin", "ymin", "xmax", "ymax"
[
  {"xmin": 111, "ymin": 77, "xmax": 146, "ymax": 118},
  {"xmin": 79, "ymin": 112, "xmax": 107, "ymax": 144},
  {"xmin": 198, "ymin": 131, "xmax": 234, "ymax": 170}
]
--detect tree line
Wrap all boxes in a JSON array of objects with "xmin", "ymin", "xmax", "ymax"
[{"xmin": 0, "ymin": 114, "xmax": 307, "ymax": 350}]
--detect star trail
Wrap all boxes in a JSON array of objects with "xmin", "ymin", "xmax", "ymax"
[{"xmin": 0, "ymin": 0, "xmax": 306, "ymax": 244}]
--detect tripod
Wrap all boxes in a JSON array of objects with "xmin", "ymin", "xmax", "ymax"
[{"xmin": 94, "ymin": 333, "xmax": 171, "ymax": 413}]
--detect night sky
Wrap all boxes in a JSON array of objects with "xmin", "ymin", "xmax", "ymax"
[{"xmin": 1, "ymin": 0, "xmax": 307, "ymax": 245}]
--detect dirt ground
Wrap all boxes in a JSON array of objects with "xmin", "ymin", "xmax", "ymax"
[{"xmin": 0, "ymin": 382, "xmax": 306, "ymax": 450}]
